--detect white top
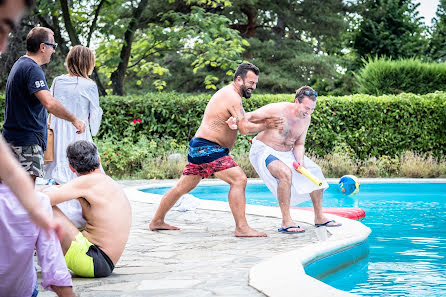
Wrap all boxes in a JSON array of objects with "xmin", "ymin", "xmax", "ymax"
[{"xmin": 44, "ymin": 75, "xmax": 103, "ymax": 184}]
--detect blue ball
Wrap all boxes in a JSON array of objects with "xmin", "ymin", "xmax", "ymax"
[{"xmin": 339, "ymin": 175, "xmax": 360, "ymax": 196}]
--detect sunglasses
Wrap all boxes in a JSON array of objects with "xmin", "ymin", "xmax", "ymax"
[
  {"xmin": 43, "ymin": 42, "xmax": 58, "ymax": 50},
  {"xmin": 302, "ymin": 90, "xmax": 318, "ymax": 97}
]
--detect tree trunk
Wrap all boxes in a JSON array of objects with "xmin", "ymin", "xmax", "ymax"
[
  {"xmin": 60, "ymin": 0, "xmax": 81, "ymax": 45},
  {"xmin": 111, "ymin": 0, "xmax": 148, "ymax": 95},
  {"xmin": 59, "ymin": 0, "xmax": 106, "ymax": 95},
  {"xmin": 91, "ymin": 68, "xmax": 107, "ymax": 96}
]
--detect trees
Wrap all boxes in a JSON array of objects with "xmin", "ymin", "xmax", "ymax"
[
  {"xmin": 1, "ymin": 0, "xmax": 441, "ymax": 95},
  {"xmin": 428, "ymin": 0, "xmax": 446, "ymax": 62},
  {"xmin": 351, "ymin": 0, "xmax": 426, "ymax": 62},
  {"xmin": 217, "ymin": 0, "xmax": 352, "ymax": 94}
]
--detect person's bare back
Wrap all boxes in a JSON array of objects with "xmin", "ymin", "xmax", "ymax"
[{"xmin": 77, "ymin": 173, "xmax": 131, "ymax": 264}]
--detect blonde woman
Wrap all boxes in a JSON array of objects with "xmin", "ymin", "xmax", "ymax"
[{"xmin": 44, "ymin": 45, "xmax": 103, "ymax": 228}]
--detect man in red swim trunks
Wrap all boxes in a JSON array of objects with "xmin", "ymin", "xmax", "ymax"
[{"xmin": 149, "ymin": 62, "xmax": 283, "ymax": 237}]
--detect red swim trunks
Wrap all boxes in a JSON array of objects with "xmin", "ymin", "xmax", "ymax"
[{"xmin": 183, "ymin": 155, "xmax": 238, "ymax": 179}]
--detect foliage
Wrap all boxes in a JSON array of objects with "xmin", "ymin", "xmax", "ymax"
[
  {"xmin": 5, "ymin": 91, "xmax": 435, "ymax": 160},
  {"xmin": 96, "ymin": 135, "xmax": 188, "ymax": 178},
  {"xmin": 357, "ymin": 57, "xmax": 446, "ymax": 95},
  {"xmin": 1, "ymin": 91, "xmax": 445, "ymax": 160},
  {"xmin": 427, "ymin": 0, "xmax": 446, "ymax": 62},
  {"xmin": 350, "ymin": 0, "xmax": 426, "ymax": 65},
  {"xmin": 94, "ymin": 2, "xmax": 246, "ymax": 93},
  {"xmin": 95, "ymin": 135, "xmax": 446, "ymax": 179}
]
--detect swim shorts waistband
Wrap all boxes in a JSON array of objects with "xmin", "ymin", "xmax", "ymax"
[{"xmin": 187, "ymin": 137, "xmax": 230, "ymax": 165}]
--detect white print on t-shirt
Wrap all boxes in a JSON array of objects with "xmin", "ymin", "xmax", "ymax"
[{"xmin": 35, "ymin": 80, "xmax": 45, "ymax": 88}]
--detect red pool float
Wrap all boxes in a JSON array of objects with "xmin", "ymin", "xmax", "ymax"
[{"xmin": 293, "ymin": 207, "xmax": 366, "ymax": 221}]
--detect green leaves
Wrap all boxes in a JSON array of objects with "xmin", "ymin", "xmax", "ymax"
[
  {"xmin": 357, "ymin": 57, "xmax": 446, "ymax": 95},
  {"xmin": 80, "ymin": 91, "xmax": 446, "ymax": 160}
]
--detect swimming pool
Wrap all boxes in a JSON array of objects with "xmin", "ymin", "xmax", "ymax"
[{"xmin": 142, "ymin": 182, "xmax": 446, "ymax": 296}]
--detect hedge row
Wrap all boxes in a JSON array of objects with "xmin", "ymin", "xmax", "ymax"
[
  {"xmin": 357, "ymin": 58, "xmax": 446, "ymax": 95},
  {"xmin": 1, "ymin": 91, "xmax": 445, "ymax": 159}
]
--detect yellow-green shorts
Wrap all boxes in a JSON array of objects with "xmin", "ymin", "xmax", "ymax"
[{"xmin": 65, "ymin": 232, "xmax": 115, "ymax": 277}]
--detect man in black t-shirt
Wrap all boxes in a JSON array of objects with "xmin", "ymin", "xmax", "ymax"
[{"xmin": 3, "ymin": 26, "xmax": 86, "ymax": 183}]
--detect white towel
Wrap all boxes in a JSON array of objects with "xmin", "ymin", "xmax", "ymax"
[
  {"xmin": 172, "ymin": 194, "xmax": 200, "ymax": 212},
  {"xmin": 249, "ymin": 139, "xmax": 328, "ymax": 206}
]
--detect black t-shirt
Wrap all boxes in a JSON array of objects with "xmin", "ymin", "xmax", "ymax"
[{"xmin": 2, "ymin": 56, "xmax": 49, "ymax": 149}]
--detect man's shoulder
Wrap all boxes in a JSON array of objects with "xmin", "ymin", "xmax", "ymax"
[
  {"xmin": 78, "ymin": 173, "xmax": 120, "ymax": 191},
  {"xmin": 213, "ymin": 85, "xmax": 240, "ymax": 103}
]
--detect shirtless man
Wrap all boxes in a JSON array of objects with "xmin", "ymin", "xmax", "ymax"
[
  {"xmin": 46, "ymin": 140, "xmax": 132, "ymax": 277},
  {"xmin": 149, "ymin": 62, "xmax": 283, "ymax": 237},
  {"xmin": 240, "ymin": 86, "xmax": 341, "ymax": 233}
]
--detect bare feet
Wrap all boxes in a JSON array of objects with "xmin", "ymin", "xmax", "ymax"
[
  {"xmin": 149, "ymin": 220, "xmax": 180, "ymax": 231},
  {"xmin": 234, "ymin": 226, "xmax": 267, "ymax": 237}
]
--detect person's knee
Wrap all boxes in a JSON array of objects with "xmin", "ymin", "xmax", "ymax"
[
  {"xmin": 172, "ymin": 178, "xmax": 199, "ymax": 196},
  {"xmin": 229, "ymin": 172, "xmax": 247, "ymax": 188},
  {"xmin": 277, "ymin": 167, "xmax": 292, "ymax": 184}
]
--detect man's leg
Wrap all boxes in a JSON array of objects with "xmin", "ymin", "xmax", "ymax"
[
  {"xmin": 214, "ymin": 166, "xmax": 267, "ymax": 237},
  {"xmin": 52, "ymin": 206, "xmax": 82, "ymax": 254},
  {"xmin": 266, "ymin": 160, "xmax": 304, "ymax": 232},
  {"xmin": 310, "ymin": 189, "xmax": 341, "ymax": 226},
  {"xmin": 149, "ymin": 174, "xmax": 202, "ymax": 230}
]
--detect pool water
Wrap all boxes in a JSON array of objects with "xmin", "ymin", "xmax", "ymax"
[{"xmin": 142, "ymin": 183, "xmax": 446, "ymax": 296}]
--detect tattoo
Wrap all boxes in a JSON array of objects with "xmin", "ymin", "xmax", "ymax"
[{"xmin": 231, "ymin": 105, "xmax": 245, "ymax": 122}]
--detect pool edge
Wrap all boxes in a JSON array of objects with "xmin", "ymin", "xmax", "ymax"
[{"xmin": 123, "ymin": 182, "xmax": 372, "ymax": 297}]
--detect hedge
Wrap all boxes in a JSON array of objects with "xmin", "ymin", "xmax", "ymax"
[
  {"xmin": 1, "ymin": 91, "xmax": 445, "ymax": 159},
  {"xmin": 357, "ymin": 57, "xmax": 446, "ymax": 95}
]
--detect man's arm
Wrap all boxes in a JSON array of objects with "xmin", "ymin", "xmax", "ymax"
[
  {"xmin": 228, "ymin": 102, "xmax": 284, "ymax": 135},
  {"xmin": 36, "ymin": 193, "xmax": 73, "ymax": 295},
  {"xmin": 34, "ymin": 90, "xmax": 86, "ymax": 134},
  {"xmin": 293, "ymin": 120, "xmax": 310, "ymax": 166},
  {"xmin": 46, "ymin": 178, "xmax": 88, "ymax": 206}
]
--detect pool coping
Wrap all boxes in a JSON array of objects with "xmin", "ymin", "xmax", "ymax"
[{"xmin": 122, "ymin": 179, "xmax": 390, "ymax": 297}]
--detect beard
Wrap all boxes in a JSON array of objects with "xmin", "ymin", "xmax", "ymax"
[{"xmin": 241, "ymin": 85, "xmax": 253, "ymax": 98}]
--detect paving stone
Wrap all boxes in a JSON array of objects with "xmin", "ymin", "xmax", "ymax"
[{"xmin": 37, "ymin": 179, "xmax": 320, "ymax": 296}]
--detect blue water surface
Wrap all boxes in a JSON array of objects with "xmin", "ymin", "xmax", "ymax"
[{"xmin": 142, "ymin": 183, "xmax": 446, "ymax": 296}]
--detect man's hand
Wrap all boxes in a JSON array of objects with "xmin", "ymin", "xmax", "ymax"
[
  {"xmin": 226, "ymin": 116, "xmax": 238, "ymax": 130},
  {"xmin": 28, "ymin": 208, "xmax": 64, "ymax": 240},
  {"xmin": 52, "ymin": 285, "xmax": 76, "ymax": 297},
  {"xmin": 73, "ymin": 119, "xmax": 86, "ymax": 134},
  {"xmin": 264, "ymin": 116, "xmax": 285, "ymax": 132}
]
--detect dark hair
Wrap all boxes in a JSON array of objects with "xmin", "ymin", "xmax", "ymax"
[
  {"xmin": 26, "ymin": 27, "xmax": 53, "ymax": 53},
  {"xmin": 233, "ymin": 62, "xmax": 259, "ymax": 81},
  {"xmin": 295, "ymin": 86, "xmax": 318, "ymax": 103},
  {"xmin": 67, "ymin": 140, "xmax": 100, "ymax": 174},
  {"xmin": 0, "ymin": 0, "xmax": 34, "ymax": 8}
]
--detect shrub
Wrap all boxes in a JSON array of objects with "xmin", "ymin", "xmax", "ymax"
[
  {"xmin": 357, "ymin": 57, "xmax": 446, "ymax": 95},
  {"xmin": 399, "ymin": 151, "xmax": 446, "ymax": 178},
  {"xmin": 1, "ymin": 91, "xmax": 445, "ymax": 160}
]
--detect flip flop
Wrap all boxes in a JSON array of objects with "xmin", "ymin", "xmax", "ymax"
[
  {"xmin": 315, "ymin": 220, "xmax": 342, "ymax": 227},
  {"xmin": 278, "ymin": 226, "xmax": 305, "ymax": 233}
]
